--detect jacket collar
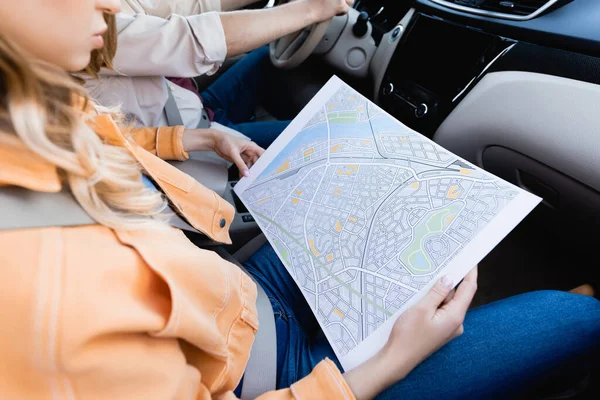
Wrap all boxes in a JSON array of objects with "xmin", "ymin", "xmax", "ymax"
[{"xmin": 0, "ymin": 133, "xmax": 62, "ymax": 192}]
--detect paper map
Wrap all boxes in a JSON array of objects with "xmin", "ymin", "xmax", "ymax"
[{"xmin": 234, "ymin": 76, "xmax": 540, "ymax": 370}]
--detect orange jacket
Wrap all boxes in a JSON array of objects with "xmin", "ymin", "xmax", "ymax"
[{"xmin": 0, "ymin": 115, "xmax": 355, "ymax": 399}]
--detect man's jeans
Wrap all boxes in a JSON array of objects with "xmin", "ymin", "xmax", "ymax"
[{"xmin": 200, "ymin": 46, "xmax": 290, "ymax": 149}]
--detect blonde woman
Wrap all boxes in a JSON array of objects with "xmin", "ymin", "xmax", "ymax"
[{"xmin": 0, "ymin": 1, "xmax": 599, "ymax": 399}]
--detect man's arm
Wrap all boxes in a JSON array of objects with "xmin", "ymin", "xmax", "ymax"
[
  {"xmin": 109, "ymin": 0, "xmax": 352, "ymax": 77},
  {"xmin": 221, "ymin": 0, "xmax": 353, "ymax": 57},
  {"xmin": 123, "ymin": 0, "xmax": 266, "ymax": 15},
  {"xmin": 110, "ymin": 12, "xmax": 227, "ymax": 77}
]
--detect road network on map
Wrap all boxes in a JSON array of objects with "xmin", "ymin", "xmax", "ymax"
[{"xmin": 239, "ymin": 85, "xmax": 519, "ymax": 357}]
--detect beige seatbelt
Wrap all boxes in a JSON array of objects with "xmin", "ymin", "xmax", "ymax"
[
  {"xmin": 215, "ymin": 247, "xmax": 278, "ymax": 399},
  {"xmin": 0, "ymin": 186, "xmax": 95, "ymax": 229},
  {"xmin": 0, "ymin": 186, "xmax": 278, "ymax": 397},
  {"xmin": 164, "ymin": 83, "xmax": 211, "ymax": 129},
  {"xmin": 0, "ymin": 186, "xmax": 203, "ymax": 234}
]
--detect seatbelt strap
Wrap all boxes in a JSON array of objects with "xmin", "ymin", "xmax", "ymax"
[
  {"xmin": 0, "ymin": 187, "xmax": 278, "ymax": 397},
  {"xmin": 215, "ymin": 248, "xmax": 278, "ymax": 399},
  {"xmin": 0, "ymin": 186, "xmax": 94, "ymax": 229},
  {"xmin": 0, "ymin": 186, "xmax": 201, "ymax": 234},
  {"xmin": 240, "ymin": 279, "xmax": 278, "ymax": 399},
  {"xmin": 164, "ymin": 83, "xmax": 211, "ymax": 129}
]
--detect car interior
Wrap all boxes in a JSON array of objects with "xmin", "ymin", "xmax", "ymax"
[{"xmin": 178, "ymin": 0, "xmax": 600, "ymax": 394}]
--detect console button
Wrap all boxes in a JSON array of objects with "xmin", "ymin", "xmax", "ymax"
[
  {"xmin": 382, "ymin": 82, "xmax": 394, "ymax": 96},
  {"xmin": 390, "ymin": 26, "xmax": 403, "ymax": 42},
  {"xmin": 242, "ymin": 215, "xmax": 255, "ymax": 223},
  {"xmin": 415, "ymin": 103, "xmax": 428, "ymax": 118},
  {"xmin": 347, "ymin": 48, "xmax": 367, "ymax": 68}
]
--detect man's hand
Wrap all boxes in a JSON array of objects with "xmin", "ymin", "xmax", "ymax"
[
  {"xmin": 343, "ymin": 267, "xmax": 478, "ymax": 400},
  {"xmin": 308, "ymin": 0, "xmax": 355, "ymax": 22},
  {"xmin": 213, "ymin": 133, "xmax": 264, "ymax": 177},
  {"xmin": 220, "ymin": 0, "xmax": 354, "ymax": 57}
]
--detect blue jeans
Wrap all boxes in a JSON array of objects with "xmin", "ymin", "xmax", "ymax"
[
  {"xmin": 242, "ymin": 244, "xmax": 600, "ymax": 399},
  {"xmin": 200, "ymin": 47, "xmax": 290, "ymax": 149}
]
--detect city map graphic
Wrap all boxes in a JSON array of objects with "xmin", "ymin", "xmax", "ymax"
[{"xmin": 234, "ymin": 77, "xmax": 540, "ymax": 370}]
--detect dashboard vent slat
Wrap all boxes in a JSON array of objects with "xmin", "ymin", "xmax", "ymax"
[
  {"xmin": 479, "ymin": 0, "xmax": 548, "ymax": 16},
  {"xmin": 432, "ymin": 0, "xmax": 561, "ymax": 21}
]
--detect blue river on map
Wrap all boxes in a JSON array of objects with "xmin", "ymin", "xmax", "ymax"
[{"xmin": 259, "ymin": 113, "xmax": 408, "ymax": 179}]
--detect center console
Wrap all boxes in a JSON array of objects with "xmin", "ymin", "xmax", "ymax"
[{"xmin": 379, "ymin": 13, "xmax": 514, "ymax": 136}]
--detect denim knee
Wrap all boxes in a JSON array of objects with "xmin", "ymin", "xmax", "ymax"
[
  {"xmin": 522, "ymin": 290, "xmax": 600, "ymax": 314},
  {"xmin": 510, "ymin": 290, "xmax": 600, "ymax": 336},
  {"xmin": 248, "ymin": 45, "xmax": 270, "ymax": 62}
]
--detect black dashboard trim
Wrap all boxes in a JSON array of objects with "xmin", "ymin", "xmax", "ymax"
[
  {"xmin": 488, "ymin": 42, "xmax": 600, "ymax": 87},
  {"xmin": 416, "ymin": 0, "xmax": 600, "ymax": 58}
]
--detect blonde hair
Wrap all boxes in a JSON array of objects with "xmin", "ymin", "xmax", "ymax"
[{"xmin": 0, "ymin": 35, "xmax": 168, "ymax": 229}]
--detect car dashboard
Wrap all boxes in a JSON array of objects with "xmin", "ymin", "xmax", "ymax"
[
  {"xmin": 353, "ymin": 0, "xmax": 600, "ymax": 135},
  {"xmin": 347, "ymin": 0, "xmax": 600, "ymax": 218},
  {"xmin": 377, "ymin": 13, "xmax": 513, "ymax": 135}
]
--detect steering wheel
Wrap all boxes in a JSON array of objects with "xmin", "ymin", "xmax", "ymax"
[{"xmin": 269, "ymin": 0, "xmax": 331, "ymax": 69}]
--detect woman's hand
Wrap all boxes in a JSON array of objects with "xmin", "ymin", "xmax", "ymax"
[
  {"xmin": 213, "ymin": 133, "xmax": 264, "ymax": 177},
  {"xmin": 384, "ymin": 267, "xmax": 478, "ymax": 375},
  {"xmin": 308, "ymin": 0, "xmax": 355, "ymax": 22},
  {"xmin": 344, "ymin": 267, "xmax": 478, "ymax": 400},
  {"xmin": 182, "ymin": 128, "xmax": 264, "ymax": 177}
]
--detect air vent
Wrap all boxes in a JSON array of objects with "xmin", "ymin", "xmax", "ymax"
[
  {"xmin": 431, "ymin": 0, "xmax": 562, "ymax": 21},
  {"xmin": 468, "ymin": 0, "xmax": 549, "ymax": 16}
]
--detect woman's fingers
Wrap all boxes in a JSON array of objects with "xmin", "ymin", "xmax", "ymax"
[
  {"xmin": 445, "ymin": 266, "xmax": 478, "ymax": 316},
  {"xmin": 243, "ymin": 141, "xmax": 264, "ymax": 153},
  {"xmin": 420, "ymin": 275, "xmax": 455, "ymax": 311},
  {"xmin": 242, "ymin": 154, "xmax": 256, "ymax": 169},
  {"xmin": 443, "ymin": 289, "xmax": 456, "ymax": 305},
  {"xmin": 238, "ymin": 142, "xmax": 264, "ymax": 173},
  {"xmin": 452, "ymin": 324, "xmax": 465, "ymax": 339},
  {"xmin": 421, "ymin": 266, "xmax": 478, "ymax": 321},
  {"xmin": 230, "ymin": 150, "xmax": 249, "ymax": 177},
  {"xmin": 464, "ymin": 265, "xmax": 478, "ymax": 282},
  {"xmin": 255, "ymin": 144, "xmax": 265, "ymax": 157}
]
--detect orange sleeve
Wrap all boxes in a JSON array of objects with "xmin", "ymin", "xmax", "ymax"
[
  {"xmin": 130, "ymin": 125, "xmax": 189, "ymax": 161},
  {"xmin": 251, "ymin": 359, "xmax": 355, "ymax": 400},
  {"xmin": 94, "ymin": 120, "xmax": 189, "ymax": 161}
]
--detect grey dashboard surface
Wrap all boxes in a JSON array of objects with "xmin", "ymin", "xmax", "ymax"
[
  {"xmin": 435, "ymin": 71, "xmax": 600, "ymax": 193},
  {"xmin": 415, "ymin": 0, "xmax": 600, "ymax": 57}
]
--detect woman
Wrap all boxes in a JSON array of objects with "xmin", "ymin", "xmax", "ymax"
[{"xmin": 0, "ymin": 1, "xmax": 598, "ymax": 399}]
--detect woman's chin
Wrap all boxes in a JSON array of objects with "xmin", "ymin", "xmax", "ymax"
[{"xmin": 64, "ymin": 53, "xmax": 92, "ymax": 73}]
